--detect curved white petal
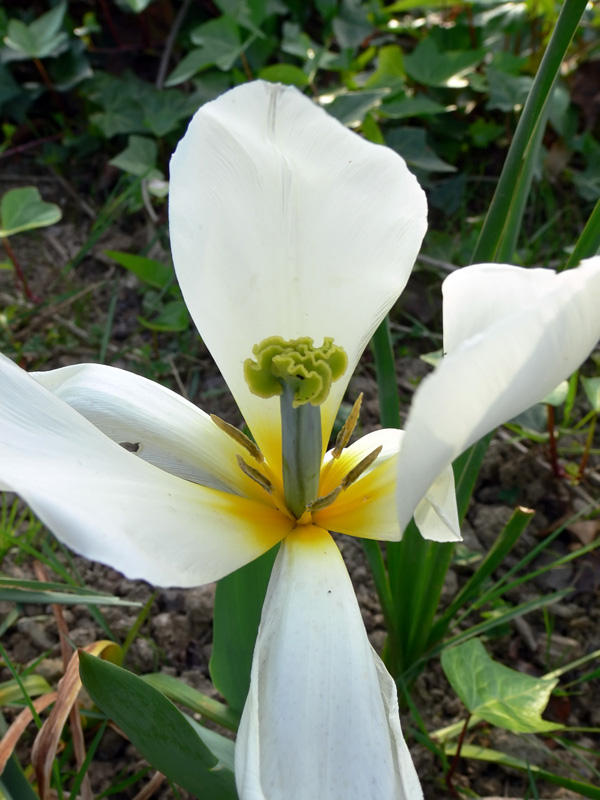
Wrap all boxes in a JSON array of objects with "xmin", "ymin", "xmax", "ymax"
[
  {"xmin": 169, "ymin": 80, "xmax": 427, "ymax": 471},
  {"xmin": 0, "ymin": 355, "xmax": 292, "ymax": 587},
  {"xmin": 32, "ymin": 362, "xmax": 266, "ymax": 500},
  {"xmin": 316, "ymin": 429, "xmax": 459, "ymax": 541},
  {"xmin": 235, "ymin": 525, "xmax": 422, "ymax": 800},
  {"xmin": 397, "ymin": 258, "xmax": 600, "ymax": 532}
]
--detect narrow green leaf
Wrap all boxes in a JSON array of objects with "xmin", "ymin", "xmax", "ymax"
[
  {"xmin": 210, "ymin": 544, "xmax": 278, "ymax": 712},
  {"xmin": 79, "ymin": 653, "xmax": 237, "ymax": 798},
  {"xmin": 446, "ymin": 744, "xmax": 600, "ymax": 799},
  {"xmin": 0, "ymin": 187, "xmax": 62, "ymax": 237},
  {"xmin": 0, "ymin": 674, "xmax": 51, "ymax": 704},
  {"xmin": 565, "ymin": 198, "xmax": 600, "ymax": 268},
  {"xmin": 0, "ymin": 587, "xmax": 139, "ymax": 606},
  {"xmin": 442, "ymin": 638, "xmax": 561, "ymax": 733},
  {"xmin": 142, "ymin": 673, "xmax": 240, "ymax": 731},
  {"xmin": 0, "ymin": 756, "xmax": 39, "ymax": 800},
  {"xmin": 429, "ymin": 506, "xmax": 533, "ymax": 644},
  {"xmin": 472, "ymin": 0, "xmax": 588, "ymax": 263}
]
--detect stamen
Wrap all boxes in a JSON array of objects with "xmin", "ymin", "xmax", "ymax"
[
  {"xmin": 332, "ymin": 393, "xmax": 363, "ymax": 458},
  {"xmin": 236, "ymin": 456, "xmax": 272, "ymax": 493},
  {"xmin": 309, "ymin": 445, "xmax": 383, "ymax": 512},
  {"xmin": 308, "ymin": 486, "xmax": 342, "ymax": 511},
  {"xmin": 211, "ymin": 414, "xmax": 264, "ymax": 462},
  {"xmin": 341, "ymin": 445, "xmax": 382, "ymax": 488}
]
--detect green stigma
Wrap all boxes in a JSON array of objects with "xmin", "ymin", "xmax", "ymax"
[{"xmin": 244, "ymin": 335, "xmax": 347, "ymax": 407}]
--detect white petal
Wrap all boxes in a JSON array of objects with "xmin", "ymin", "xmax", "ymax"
[
  {"xmin": 397, "ymin": 258, "xmax": 600, "ymax": 532},
  {"xmin": 0, "ymin": 355, "xmax": 292, "ymax": 586},
  {"xmin": 32, "ymin": 362, "xmax": 265, "ymax": 499},
  {"xmin": 169, "ymin": 80, "xmax": 427, "ymax": 470},
  {"xmin": 235, "ymin": 525, "xmax": 423, "ymax": 800},
  {"xmin": 316, "ymin": 429, "xmax": 459, "ymax": 541}
]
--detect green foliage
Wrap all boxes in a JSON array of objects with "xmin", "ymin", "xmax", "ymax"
[
  {"xmin": 3, "ymin": 2, "xmax": 68, "ymax": 60},
  {"xmin": 0, "ymin": 187, "xmax": 61, "ymax": 237},
  {"xmin": 79, "ymin": 653, "xmax": 238, "ymax": 798},
  {"xmin": 441, "ymin": 638, "xmax": 561, "ymax": 734}
]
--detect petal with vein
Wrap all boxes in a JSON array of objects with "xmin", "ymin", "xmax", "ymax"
[
  {"xmin": 33, "ymin": 362, "xmax": 264, "ymax": 499},
  {"xmin": 169, "ymin": 80, "xmax": 427, "ymax": 470},
  {"xmin": 235, "ymin": 525, "xmax": 423, "ymax": 800},
  {"xmin": 0, "ymin": 355, "xmax": 292, "ymax": 587},
  {"xmin": 315, "ymin": 429, "xmax": 460, "ymax": 541},
  {"xmin": 397, "ymin": 258, "xmax": 600, "ymax": 532}
]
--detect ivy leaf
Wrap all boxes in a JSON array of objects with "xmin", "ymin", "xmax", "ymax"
[
  {"xmin": 441, "ymin": 638, "xmax": 562, "ymax": 734},
  {"xmin": 0, "ymin": 187, "xmax": 62, "ymax": 238},
  {"xmin": 4, "ymin": 2, "xmax": 69, "ymax": 61},
  {"xmin": 404, "ymin": 37, "xmax": 484, "ymax": 87}
]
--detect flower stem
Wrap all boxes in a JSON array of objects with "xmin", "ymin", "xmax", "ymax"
[{"xmin": 1, "ymin": 235, "xmax": 39, "ymax": 303}]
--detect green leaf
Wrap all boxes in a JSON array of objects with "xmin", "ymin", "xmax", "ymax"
[
  {"xmin": 404, "ymin": 37, "xmax": 484, "ymax": 87},
  {"xmin": 486, "ymin": 68, "xmax": 534, "ymax": 112},
  {"xmin": 386, "ymin": 127, "xmax": 456, "ymax": 173},
  {"xmin": 0, "ymin": 756, "xmax": 39, "ymax": 800},
  {"xmin": 104, "ymin": 250, "xmax": 173, "ymax": 289},
  {"xmin": 543, "ymin": 380, "xmax": 569, "ymax": 407},
  {"xmin": 322, "ymin": 90, "xmax": 386, "ymax": 126},
  {"xmin": 79, "ymin": 653, "xmax": 237, "ymax": 799},
  {"xmin": 0, "ymin": 187, "xmax": 62, "ymax": 237},
  {"xmin": 441, "ymin": 638, "xmax": 562, "ymax": 734},
  {"xmin": 257, "ymin": 63, "xmax": 308, "ymax": 87},
  {"xmin": 142, "ymin": 673, "xmax": 240, "ymax": 731},
  {"xmin": 332, "ymin": 0, "xmax": 372, "ymax": 49},
  {"xmin": 364, "ymin": 45, "xmax": 405, "ymax": 90},
  {"xmin": 210, "ymin": 544, "xmax": 278, "ymax": 712},
  {"xmin": 138, "ymin": 300, "xmax": 189, "ymax": 332},
  {"xmin": 189, "ymin": 16, "xmax": 243, "ymax": 71},
  {"xmin": 446, "ymin": 744, "xmax": 600, "ymax": 799},
  {"xmin": 581, "ymin": 376, "xmax": 600, "ymax": 413},
  {"xmin": 0, "ymin": 674, "xmax": 51, "ymax": 703},
  {"xmin": 109, "ymin": 135, "xmax": 157, "ymax": 177},
  {"xmin": 4, "ymin": 2, "xmax": 68, "ymax": 60},
  {"xmin": 381, "ymin": 93, "xmax": 447, "ymax": 119}
]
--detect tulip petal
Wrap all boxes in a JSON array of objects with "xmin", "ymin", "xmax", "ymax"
[
  {"xmin": 169, "ymin": 80, "xmax": 427, "ymax": 471},
  {"xmin": 235, "ymin": 525, "xmax": 422, "ymax": 800},
  {"xmin": 33, "ymin": 362, "xmax": 267, "ymax": 500},
  {"xmin": 397, "ymin": 258, "xmax": 600, "ymax": 532},
  {"xmin": 0, "ymin": 355, "xmax": 292, "ymax": 586},
  {"xmin": 315, "ymin": 429, "xmax": 460, "ymax": 541}
]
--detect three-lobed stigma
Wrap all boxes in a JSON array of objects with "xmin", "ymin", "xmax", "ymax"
[{"xmin": 244, "ymin": 335, "xmax": 347, "ymax": 407}]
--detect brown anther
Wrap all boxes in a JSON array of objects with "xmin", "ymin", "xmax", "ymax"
[
  {"xmin": 341, "ymin": 445, "xmax": 382, "ymax": 488},
  {"xmin": 308, "ymin": 486, "xmax": 343, "ymax": 512},
  {"xmin": 332, "ymin": 393, "xmax": 363, "ymax": 458},
  {"xmin": 211, "ymin": 414, "xmax": 264, "ymax": 462},
  {"xmin": 236, "ymin": 456, "xmax": 272, "ymax": 493}
]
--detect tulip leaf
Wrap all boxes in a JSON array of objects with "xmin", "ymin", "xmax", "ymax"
[
  {"xmin": 0, "ymin": 187, "xmax": 62, "ymax": 238},
  {"xmin": 441, "ymin": 638, "xmax": 562, "ymax": 734},
  {"xmin": 79, "ymin": 653, "xmax": 237, "ymax": 799},
  {"xmin": 210, "ymin": 543, "xmax": 279, "ymax": 713}
]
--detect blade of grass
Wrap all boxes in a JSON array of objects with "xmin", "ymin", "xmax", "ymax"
[{"xmin": 565, "ymin": 197, "xmax": 600, "ymax": 269}]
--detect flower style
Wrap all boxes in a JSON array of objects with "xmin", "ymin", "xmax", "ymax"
[{"xmin": 1, "ymin": 80, "xmax": 600, "ymax": 800}]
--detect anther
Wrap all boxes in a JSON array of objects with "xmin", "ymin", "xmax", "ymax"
[
  {"xmin": 332, "ymin": 393, "xmax": 363, "ymax": 458},
  {"xmin": 211, "ymin": 414, "xmax": 264, "ymax": 462},
  {"xmin": 341, "ymin": 445, "xmax": 382, "ymax": 488},
  {"xmin": 236, "ymin": 456, "xmax": 272, "ymax": 493}
]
